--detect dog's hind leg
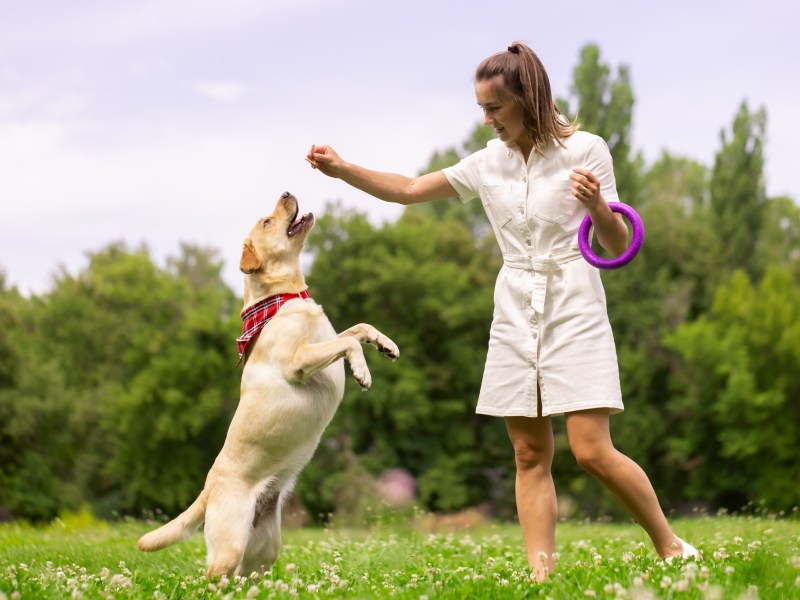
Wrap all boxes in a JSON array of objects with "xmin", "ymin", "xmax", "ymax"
[
  {"xmin": 204, "ymin": 483, "xmax": 257, "ymax": 580},
  {"xmin": 240, "ymin": 480, "xmax": 285, "ymax": 576}
]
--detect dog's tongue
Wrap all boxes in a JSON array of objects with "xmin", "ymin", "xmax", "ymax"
[{"xmin": 288, "ymin": 213, "xmax": 308, "ymax": 237}]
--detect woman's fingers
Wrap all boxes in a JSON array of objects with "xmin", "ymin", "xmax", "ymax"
[{"xmin": 570, "ymin": 169, "xmax": 598, "ymax": 205}]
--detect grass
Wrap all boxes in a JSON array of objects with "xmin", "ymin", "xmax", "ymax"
[{"xmin": 0, "ymin": 511, "xmax": 798, "ymax": 599}]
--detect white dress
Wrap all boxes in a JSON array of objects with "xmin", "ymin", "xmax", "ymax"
[{"xmin": 443, "ymin": 132, "xmax": 624, "ymax": 418}]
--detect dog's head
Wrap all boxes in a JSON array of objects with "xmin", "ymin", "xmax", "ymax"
[{"xmin": 239, "ymin": 192, "xmax": 314, "ymax": 296}]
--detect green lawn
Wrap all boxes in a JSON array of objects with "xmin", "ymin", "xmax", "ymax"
[{"xmin": 1, "ymin": 512, "xmax": 798, "ymax": 598}]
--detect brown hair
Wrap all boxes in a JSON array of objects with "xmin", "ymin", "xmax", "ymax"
[{"xmin": 476, "ymin": 42, "xmax": 577, "ymax": 151}]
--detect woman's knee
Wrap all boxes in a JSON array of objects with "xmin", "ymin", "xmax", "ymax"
[
  {"xmin": 571, "ymin": 443, "xmax": 614, "ymax": 476},
  {"xmin": 511, "ymin": 437, "xmax": 553, "ymax": 472}
]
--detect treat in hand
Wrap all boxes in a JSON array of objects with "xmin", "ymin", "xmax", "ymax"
[{"xmin": 305, "ymin": 145, "xmax": 319, "ymax": 168}]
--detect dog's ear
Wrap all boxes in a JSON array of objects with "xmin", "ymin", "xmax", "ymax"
[{"xmin": 239, "ymin": 241, "xmax": 261, "ymax": 274}]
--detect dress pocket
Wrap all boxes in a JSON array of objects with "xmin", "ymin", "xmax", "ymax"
[
  {"xmin": 481, "ymin": 184, "xmax": 513, "ymax": 254},
  {"xmin": 532, "ymin": 180, "xmax": 574, "ymax": 225},
  {"xmin": 482, "ymin": 183, "xmax": 513, "ymax": 228}
]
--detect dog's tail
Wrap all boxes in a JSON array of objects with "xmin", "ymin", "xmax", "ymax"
[{"xmin": 137, "ymin": 491, "xmax": 207, "ymax": 552}]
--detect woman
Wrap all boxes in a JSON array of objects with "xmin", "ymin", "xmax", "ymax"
[{"xmin": 308, "ymin": 41, "xmax": 698, "ymax": 580}]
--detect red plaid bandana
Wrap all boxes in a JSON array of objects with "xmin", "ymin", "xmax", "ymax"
[{"xmin": 236, "ymin": 290, "xmax": 310, "ymax": 365}]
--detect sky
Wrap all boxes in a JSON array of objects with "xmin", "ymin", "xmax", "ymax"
[{"xmin": 1, "ymin": 0, "xmax": 798, "ymax": 296}]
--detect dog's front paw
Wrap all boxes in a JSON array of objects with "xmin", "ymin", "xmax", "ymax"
[
  {"xmin": 376, "ymin": 336, "xmax": 400, "ymax": 362},
  {"xmin": 352, "ymin": 364, "xmax": 372, "ymax": 391}
]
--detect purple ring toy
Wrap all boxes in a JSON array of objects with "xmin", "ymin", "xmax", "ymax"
[{"xmin": 578, "ymin": 202, "xmax": 644, "ymax": 270}]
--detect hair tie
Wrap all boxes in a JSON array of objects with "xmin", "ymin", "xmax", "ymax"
[{"xmin": 507, "ymin": 45, "xmax": 519, "ymax": 54}]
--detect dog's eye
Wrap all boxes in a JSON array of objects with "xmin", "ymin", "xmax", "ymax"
[{"xmin": 262, "ymin": 219, "xmax": 270, "ymax": 227}]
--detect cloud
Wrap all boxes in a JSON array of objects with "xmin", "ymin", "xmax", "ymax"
[
  {"xmin": 192, "ymin": 82, "xmax": 247, "ymax": 102},
  {"xmin": 1, "ymin": 0, "xmax": 328, "ymax": 51}
]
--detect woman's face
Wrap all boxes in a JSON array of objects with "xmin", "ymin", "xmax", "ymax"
[{"xmin": 475, "ymin": 77, "xmax": 529, "ymax": 150}]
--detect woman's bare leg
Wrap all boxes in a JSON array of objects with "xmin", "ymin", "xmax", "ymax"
[
  {"xmin": 504, "ymin": 415, "xmax": 557, "ymax": 580},
  {"xmin": 565, "ymin": 408, "xmax": 684, "ymax": 558}
]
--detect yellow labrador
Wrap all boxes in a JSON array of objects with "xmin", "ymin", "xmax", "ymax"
[{"xmin": 137, "ymin": 191, "xmax": 399, "ymax": 578}]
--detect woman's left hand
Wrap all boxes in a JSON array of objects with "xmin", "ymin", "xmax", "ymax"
[{"xmin": 570, "ymin": 168, "xmax": 601, "ymax": 210}]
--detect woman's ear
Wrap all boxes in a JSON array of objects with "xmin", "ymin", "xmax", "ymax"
[{"xmin": 239, "ymin": 241, "xmax": 261, "ymax": 273}]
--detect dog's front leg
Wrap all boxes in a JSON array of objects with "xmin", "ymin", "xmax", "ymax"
[
  {"xmin": 337, "ymin": 323, "xmax": 400, "ymax": 361},
  {"xmin": 287, "ymin": 337, "xmax": 373, "ymax": 389}
]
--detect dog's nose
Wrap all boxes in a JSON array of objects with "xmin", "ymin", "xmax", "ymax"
[{"xmin": 282, "ymin": 191, "xmax": 291, "ymax": 199}]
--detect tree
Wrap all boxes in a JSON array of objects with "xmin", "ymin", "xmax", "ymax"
[
  {"xmin": 665, "ymin": 267, "xmax": 800, "ymax": 510},
  {"xmin": 560, "ymin": 44, "xmax": 642, "ymax": 202},
  {"xmin": 2, "ymin": 243, "xmax": 242, "ymax": 518},
  {"xmin": 410, "ymin": 123, "xmax": 496, "ymax": 240},
  {"xmin": 298, "ymin": 201, "xmax": 509, "ymax": 519},
  {"xmin": 753, "ymin": 195, "xmax": 800, "ymax": 278},
  {"xmin": 710, "ymin": 102, "xmax": 767, "ymax": 278}
]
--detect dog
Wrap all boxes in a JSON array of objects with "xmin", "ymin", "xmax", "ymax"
[{"xmin": 137, "ymin": 191, "xmax": 399, "ymax": 579}]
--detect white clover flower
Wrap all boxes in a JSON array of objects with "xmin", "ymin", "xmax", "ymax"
[
  {"xmin": 306, "ymin": 584, "xmax": 318, "ymax": 593},
  {"xmin": 285, "ymin": 563, "xmax": 296, "ymax": 572},
  {"xmin": 674, "ymin": 579, "xmax": 689, "ymax": 592},
  {"xmin": 584, "ymin": 590, "xmax": 596, "ymax": 597},
  {"xmin": 109, "ymin": 574, "xmax": 132, "ymax": 589},
  {"xmin": 247, "ymin": 585, "xmax": 260, "ymax": 597},
  {"xmin": 622, "ymin": 551, "xmax": 634, "ymax": 564},
  {"xmin": 726, "ymin": 565, "xmax": 735, "ymax": 576}
]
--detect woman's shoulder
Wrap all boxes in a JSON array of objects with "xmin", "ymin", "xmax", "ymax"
[{"xmin": 560, "ymin": 130, "xmax": 606, "ymax": 149}]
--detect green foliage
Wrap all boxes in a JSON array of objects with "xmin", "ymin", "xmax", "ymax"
[
  {"xmin": 710, "ymin": 102, "xmax": 768, "ymax": 278},
  {"xmin": 0, "ymin": 243, "xmax": 240, "ymax": 520},
  {"xmin": 665, "ymin": 267, "xmax": 800, "ymax": 510},
  {"xmin": 411, "ymin": 123, "xmax": 496, "ymax": 239},
  {"xmin": 299, "ymin": 202, "xmax": 510, "ymax": 519},
  {"xmin": 560, "ymin": 43, "xmax": 642, "ymax": 201}
]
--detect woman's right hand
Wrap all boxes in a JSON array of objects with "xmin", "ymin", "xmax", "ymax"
[{"xmin": 306, "ymin": 144, "xmax": 343, "ymax": 178}]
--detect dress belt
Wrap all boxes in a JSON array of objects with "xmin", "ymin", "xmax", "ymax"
[{"xmin": 502, "ymin": 248, "xmax": 583, "ymax": 314}]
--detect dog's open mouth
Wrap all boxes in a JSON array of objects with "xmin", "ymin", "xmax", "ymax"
[{"xmin": 287, "ymin": 212, "xmax": 314, "ymax": 237}]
